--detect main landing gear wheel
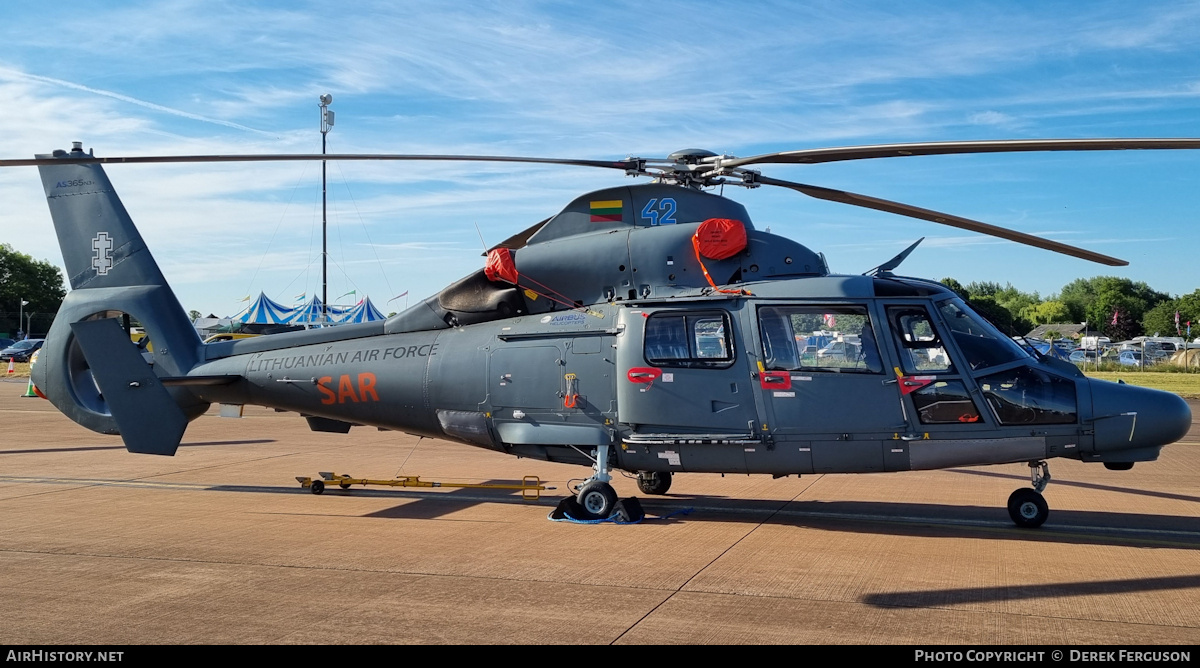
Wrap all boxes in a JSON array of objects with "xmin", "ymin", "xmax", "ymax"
[
  {"xmin": 577, "ymin": 481, "xmax": 618, "ymax": 520},
  {"xmin": 1007, "ymin": 488, "xmax": 1048, "ymax": 528},
  {"xmin": 636, "ymin": 471, "xmax": 672, "ymax": 495}
]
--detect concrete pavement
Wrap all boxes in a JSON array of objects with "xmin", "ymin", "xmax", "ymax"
[{"xmin": 1, "ymin": 379, "xmax": 1197, "ymax": 644}]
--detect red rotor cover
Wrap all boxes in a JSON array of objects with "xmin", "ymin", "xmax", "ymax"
[{"xmin": 694, "ymin": 218, "xmax": 747, "ymax": 260}]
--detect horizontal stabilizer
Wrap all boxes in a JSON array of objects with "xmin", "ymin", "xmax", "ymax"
[{"xmin": 70, "ymin": 319, "xmax": 187, "ymax": 455}]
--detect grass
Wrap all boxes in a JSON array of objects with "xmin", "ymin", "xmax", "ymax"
[
  {"xmin": 1084, "ymin": 371, "xmax": 1200, "ymax": 398},
  {"xmin": 3, "ymin": 362, "xmax": 31, "ymax": 378},
  {"xmin": 1075, "ymin": 359, "xmax": 1200, "ymax": 373}
]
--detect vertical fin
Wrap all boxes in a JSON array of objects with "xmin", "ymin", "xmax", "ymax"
[
  {"xmin": 32, "ymin": 145, "xmax": 207, "ymax": 448},
  {"xmin": 38, "ymin": 146, "xmax": 171, "ymax": 291}
]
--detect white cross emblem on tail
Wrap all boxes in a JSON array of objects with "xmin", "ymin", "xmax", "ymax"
[{"xmin": 92, "ymin": 232, "xmax": 113, "ymax": 275}]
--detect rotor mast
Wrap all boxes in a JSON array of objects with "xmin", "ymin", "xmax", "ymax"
[{"xmin": 319, "ymin": 94, "xmax": 335, "ymax": 326}]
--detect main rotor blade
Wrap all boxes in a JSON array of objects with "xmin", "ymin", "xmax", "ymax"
[
  {"xmin": 0, "ymin": 153, "xmax": 639, "ymax": 170},
  {"xmin": 722, "ymin": 138, "xmax": 1200, "ymax": 168},
  {"xmin": 755, "ymin": 174, "xmax": 1128, "ymax": 266}
]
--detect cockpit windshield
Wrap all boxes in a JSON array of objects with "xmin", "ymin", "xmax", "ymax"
[{"xmin": 937, "ymin": 299, "xmax": 1029, "ymax": 371}]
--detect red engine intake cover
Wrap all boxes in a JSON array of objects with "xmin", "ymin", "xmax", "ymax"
[{"xmin": 484, "ymin": 247, "xmax": 519, "ymax": 285}]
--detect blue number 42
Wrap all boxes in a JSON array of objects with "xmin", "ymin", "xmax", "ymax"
[{"xmin": 641, "ymin": 198, "xmax": 677, "ymax": 225}]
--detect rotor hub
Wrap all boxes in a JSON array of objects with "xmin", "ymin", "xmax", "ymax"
[
  {"xmin": 626, "ymin": 148, "xmax": 755, "ymax": 190},
  {"xmin": 667, "ymin": 148, "xmax": 719, "ymax": 164}
]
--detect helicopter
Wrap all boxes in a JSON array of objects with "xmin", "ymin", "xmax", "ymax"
[{"xmin": 3, "ymin": 138, "xmax": 1197, "ymax": 528}]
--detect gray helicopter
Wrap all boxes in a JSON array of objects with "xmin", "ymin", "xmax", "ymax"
[{"xmin": 5, "ymin": 138, "xmax": 1197, "ymax": 527}]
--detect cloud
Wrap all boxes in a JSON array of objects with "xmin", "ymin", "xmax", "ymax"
[{"xmin": 0, "ymin": 68, "xmax": 275, "ymax": 136}]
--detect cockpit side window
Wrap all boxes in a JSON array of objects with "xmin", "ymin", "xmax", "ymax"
[
  {"xmin": 758, "ymin": 305, "xmax": 882, "ymax": 373},
  {"xmin": 911, "ymin": 380, "xmax": 982, "ymax": 425},
  {"xmin": 887, "ymin": 306, "xmax": 954, "ymax": 374},
  {"xmin": 977, "ymin": 366, "xmax": 1077, "ymax": 425},
  {"xmin": 937, "ymin": 299, "xmax": 1029, "ymax": 371}
]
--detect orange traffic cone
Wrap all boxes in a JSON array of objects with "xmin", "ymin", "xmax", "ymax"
[{"xmin": 5, "ymin": 359, "xmax": 13, "ymax": 375}]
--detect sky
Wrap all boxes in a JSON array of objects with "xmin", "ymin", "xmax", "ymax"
[{"xmin": 2, "ymin": 1, "xmax": 1200, "ymax": 317}]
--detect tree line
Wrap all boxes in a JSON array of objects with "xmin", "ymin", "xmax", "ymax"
[
  {"xmin": 940, "ymin": 276, "xmax": 1198, "ymax": 340},
  {"xmin": 1, "ymin": 242, "xmax": 1196, "ymax": 343},
  {"xmin": 1, "ymin": 244, "xmax": 66, "ymax": 336},
  {"xmin": 0, "ymin": 244, "xmax": 65, "ymax": 314}
]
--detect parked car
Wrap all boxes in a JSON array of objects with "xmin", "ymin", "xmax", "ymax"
[
  {"xmin": 816, "ymin": 340, "xmax": 861, "ymax": 363},
  {"xmin": 0, "ymin": 339, "xmax": 44, "ymax": 363},
  {"xmin": 1118, "ymin": 350, "xmax": 1144, "ymax": 367},
  {"xmin": 1069, "ymin": 349, "xmax": 1098, "ymax": 363},
  {"xmin": 1142, "ymin": 343, "xmax": 1172, "ymax": 362},
  {"xmin": 0, "ymin": 338, "xmax": 13, "ymax": 350}
]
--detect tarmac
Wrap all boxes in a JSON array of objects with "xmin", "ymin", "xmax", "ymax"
[{"xmin": 1, "ymin": 378, "xmax": 1198, "ymax": 645}]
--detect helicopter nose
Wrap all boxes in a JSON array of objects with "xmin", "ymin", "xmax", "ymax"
[{"xmin": 1089, "ymin": 379, "xmax": 1191, "ymax": 454}]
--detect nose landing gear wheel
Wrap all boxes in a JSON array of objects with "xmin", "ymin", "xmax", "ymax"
[
  {"xmin": 577, "ymin": 481, "xmax": 618, "ymax": 520},
  {"xmin": 636, "ymin": 471, "xmax": 672, "ymax": 495},
  {"xmin": 1007, "ymin": 488, "xmax": 1048, "ymax": 528}
]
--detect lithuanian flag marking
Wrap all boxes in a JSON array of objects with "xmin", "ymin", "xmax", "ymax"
[{"xmin": 590, "ymin": 200, "xmax": 623, "ymax": 222}]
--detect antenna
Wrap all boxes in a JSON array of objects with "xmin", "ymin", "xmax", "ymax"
[{"xmin": 474, "ymin": 222, "xmax": 489, "ymax": 253}]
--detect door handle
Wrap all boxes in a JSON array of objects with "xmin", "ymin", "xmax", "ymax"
[{"xmin": 626, "ymin": 367, "xmax": 662, "ymax": 384}]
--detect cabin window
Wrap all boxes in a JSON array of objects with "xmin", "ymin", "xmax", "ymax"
[
  {"xmin": 757, "ymin": 305, "xmax": 882, "ymax": 373},
  {"xmin": 887, "ymin": 306, "xmax": 954, "ymax": 374},
  {"xmin": 977, "ymin": 366, "xmax": 1077, "ymax": 425},
  {"xmin": 911, "ymin": 380, "xmax": 983, "ymax": 425},
  {"xmin": 644, "ymin": 312, "xmax": 734, "ymax": 368},
  {"xmin": 937, "ymin": 299, "xmax": 1029, "ymax": 371}
]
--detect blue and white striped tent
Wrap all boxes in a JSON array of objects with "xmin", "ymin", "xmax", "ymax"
[
  {"xmin": 233, "ymin": 292, "xmax": 382, "ymax": 327},
  {"xmin": 238, "ymin": 292, "xmax": 295, "ymax": 324},
  {"xmin": 338, "ymin": 296, "xmax": 386, "ymax": 324},
  {"xmin": 288, "ymin": 295, "xmax": 346, "ymax": 327}
]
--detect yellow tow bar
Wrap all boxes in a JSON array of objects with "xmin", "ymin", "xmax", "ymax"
[{"xmin": 296, "ymin": 472, "xmax": 552, "ymax": 501}]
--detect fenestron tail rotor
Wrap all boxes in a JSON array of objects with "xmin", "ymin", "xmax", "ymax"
[{"xmin": 6, "ymin": 137, "xmax": 1200, "ymax": 266}]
